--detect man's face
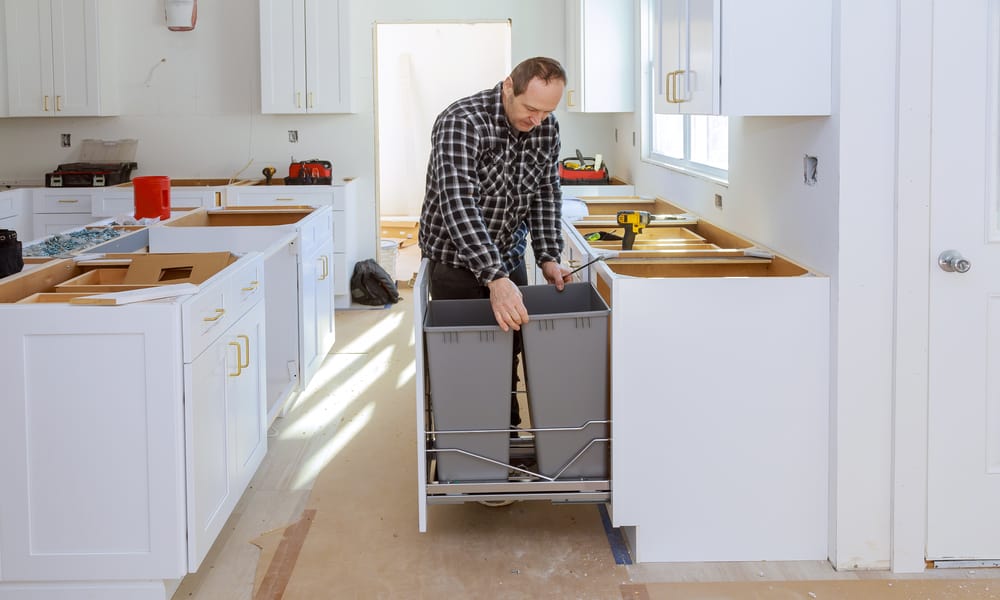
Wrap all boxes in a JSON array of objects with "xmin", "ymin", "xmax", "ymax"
[{"xmin": 502, "ymin": 76, "xmax": 564, "ymax": 133}]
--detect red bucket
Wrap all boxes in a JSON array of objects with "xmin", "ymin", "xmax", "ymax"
[{"xmin": 133, "ymin": 176, "xmax": 171, "ymax": 220}]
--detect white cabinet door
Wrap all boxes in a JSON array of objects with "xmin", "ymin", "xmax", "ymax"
[
  {"xmin": 654, "ymin": 0, "xmax": 831, "ymax": 116},
  {"xmin": 185, "ymin": 301, "xmax": 267, "ymax": 573},
  {"xmin": 260, "ymin": 0, "xmax": 351, "ymax": 114},
  {"xmin": 655, "ymin": 0, "xmax": 719, "ymax": 115},
  {"xmin": 565, "ymin": 0, "xmax": 634, "ymax": 113},
  {"xmin": 0, "ymin": 305, "xmax": 186, "ymax": 581},
  {"xmin": 4, "ymin": 0, "xmax": 112, "ymax": 117},
  {"xmin": 32, "ymin": 212, "xmax": 98, "ymax": 239},
  {"xmin": 300, "ymin": 237, "xmax": 334, "ymax": 385}
]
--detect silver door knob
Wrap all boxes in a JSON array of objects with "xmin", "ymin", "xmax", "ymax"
[{"xmin": 938, "ymin": 250, "xmax": 972, "ymax": 273}]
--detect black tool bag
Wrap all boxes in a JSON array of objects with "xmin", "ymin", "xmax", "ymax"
[
  {"xmin": 0, "ymin": 229, "xmax": 24, "ymax": 279},
  {"xmin": 350, "ymin": 259, "xmax": 401, "ymax": 306}
]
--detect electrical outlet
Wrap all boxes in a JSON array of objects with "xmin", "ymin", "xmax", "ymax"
[
  {"xmin": 288, "ymin": 130, "xmax": 299, "ymax": 143},
  {"xmin": 714, "ymin": 194, "xmax": 723, "ymax": 209},
  {"xmin": 60, "ymin": 133, "xmax": 71, "ymax": 148},
  {"xmin": 804, "ymin": 155, "xmax": 818, "ymax": 185}
]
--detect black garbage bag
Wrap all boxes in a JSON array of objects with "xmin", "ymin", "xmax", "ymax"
[
  {"xmin": 350, "ymin": 258, "xmax": 400, "ymax": 306},
  {"xmin": 0, "ymin": 229, "xmax": 23, "ymax": 279}
]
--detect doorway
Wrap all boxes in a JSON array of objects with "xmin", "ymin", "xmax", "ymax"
[{"xmin": 373, "ymin": 22, "xmax": 511, "ymax": 223}]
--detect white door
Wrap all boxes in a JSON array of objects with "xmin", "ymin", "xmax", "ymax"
[{"xmin": 926, "ymin": 0, "xmax": 1000, "ymax": 559}]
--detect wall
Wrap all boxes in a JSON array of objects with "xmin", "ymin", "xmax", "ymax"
[{"xmin": 0, "ymin": 0, "xmax": 620, "ymax": 261}]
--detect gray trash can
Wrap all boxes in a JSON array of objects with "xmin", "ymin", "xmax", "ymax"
[
  {"xmin": 520, "ymin": 282, "xmax": 610, "ymax": 479},
  {"xmin": 424, "ymin": 298, "xmax": 513, "ymax": 482}
]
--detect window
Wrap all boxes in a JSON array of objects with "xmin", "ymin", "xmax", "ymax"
[
  {"xmin": 646, "ymin": 0, "xmax": 729, "ymax": 180},
  {"xmin": 650, "ymin": 113, "xmax": 729, "ymax": 177}
]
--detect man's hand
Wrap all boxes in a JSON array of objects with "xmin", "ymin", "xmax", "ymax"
[
  {"xmin": 487, "ymin": 277, "xmax": 529, "ymax": 332},
  {"xmin": 540, "ymin": 261, "xmax": 573, "ymax": 291}
]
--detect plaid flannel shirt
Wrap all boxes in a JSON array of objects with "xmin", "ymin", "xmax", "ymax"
[{"xmin": 419, "ymin": 82, "xmax": 564, "ymax": 285}]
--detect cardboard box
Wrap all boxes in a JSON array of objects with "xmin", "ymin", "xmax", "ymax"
[{"xmin": 123, "ymin": 252, "xmax": 236, "ymax": 285}]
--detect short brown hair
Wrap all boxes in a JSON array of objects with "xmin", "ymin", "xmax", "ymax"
[{"xmin": 509, "ymin": 57, "xmax": 567, "ymax": 96}]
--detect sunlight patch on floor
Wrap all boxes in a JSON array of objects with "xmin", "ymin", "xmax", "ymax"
[
  {"xmin": 338, "ymin": 311, "xmax": 404, "ymax": 354},
  {"xmin": 396, "ymin": 359, "xmax": 415, "ymax": 390},
  {"xmin": 281, "ymin": 346, "xmax": 392, "ymax": 439},
  {"xmin": 290, "ymin": 401, "xmax": 375, "ymax": 490}
]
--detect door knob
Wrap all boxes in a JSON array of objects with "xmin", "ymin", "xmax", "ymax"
[{"xmin": 938, "ymin": 250, "xmax": 972, "ymax": 273}]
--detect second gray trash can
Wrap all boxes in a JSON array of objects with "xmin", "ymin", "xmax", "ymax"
[
  {"xmin": 424, "ymin": 298, "xmax": 513, "ymax": 482},
  {"xmin": 520, "ymin": 282, "xmax": 610, "ymax": 479}
]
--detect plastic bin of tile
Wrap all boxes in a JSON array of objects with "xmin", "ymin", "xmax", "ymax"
[
  {"xmin": 424, "ymin": 298, "xmax": 513, "ymax": 482},
  {"xmin": 520, "ymin": 282, "xmax": 610, "ymax": 479}
]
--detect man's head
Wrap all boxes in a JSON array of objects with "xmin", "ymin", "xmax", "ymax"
[{"xmin": 502, "ymin": 57, "xmax": 566, "ymax": 133}]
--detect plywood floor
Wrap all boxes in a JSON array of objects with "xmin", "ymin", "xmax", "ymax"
[{"xmin": 172, "ymin": 245, "xmax": 1000, "ymax": 599}]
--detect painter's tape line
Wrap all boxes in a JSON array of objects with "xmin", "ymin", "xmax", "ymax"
[{"xmin": 598, "ymin": 503, "xmax": 632, "ymax": 565}]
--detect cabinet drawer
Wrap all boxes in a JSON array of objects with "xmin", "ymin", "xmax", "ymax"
[
  {"xmin": 34, "ymin": 190, "xmax": 95, "ymax": 213},
  {"xmin": 298, "ymin": 208, "xmax": 332, "ymax": 257},
  {"xmin": 91, "ymin": 191, "xmax": 134, "ymax": 218},
  {"xmin": 227, "ymin": 257, "xmax": 264, "ymax": 318},
  {"xmin": 171, "ymin": 189, "xmax": 220, "ymax": 209},
  {"xmin": 226, "ymin": 186, "xmax": 335, "ymax": 208},
  {"xmin": 182, "ymin": 283, "xmax": 229, "ymax": 362}
]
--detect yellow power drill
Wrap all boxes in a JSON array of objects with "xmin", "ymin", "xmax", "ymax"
[{"xmin": 616, "ymin": 210, "xmax": 653, "ymax": 251}]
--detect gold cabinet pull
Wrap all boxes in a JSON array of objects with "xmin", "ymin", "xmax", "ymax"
[
  {"xmin": 308, "ymin": 91, "xmax": 314, "ymax": 109},
  {"xmin": 667, "ymin": 70, "xmax": 689, "ymax": 104},
  {"xmin": 237, "ymin": 334, "xmax": 250, "ymax": 369},
  {"xmin": 56, "ymin": 95, "xmax": 62, "ymax": 111},
  {"xmin": 228, "ymin": 341, "xmax": 243, "ymax": 377},
  {"xmin": 57, "ymin": 199, "xmax": 80, "ymax": 203},
  {"xmin": 241, "ymin": 280, "xmax": 259, "ymax": 292},
  {"xmin": 318, "ymin": 255, "xmax": 329, "ymax": 280},
  {"xmin": 567, "ymin": 89, "xmax": 576, "ymax": 108},
  {"xmin": 296, "ymin": 91, "xmax": 302, "ymax": 108},
  {"xmin": 275, "ymin": 197, "xmax": 295, "ymax": 202},
  {"xmin": 203, "ymin": 308, "xmax": 225, "ymax": 322},
  {"xmin": 43, "ymin": 95, "xmax": 49, "ymax": 111}
]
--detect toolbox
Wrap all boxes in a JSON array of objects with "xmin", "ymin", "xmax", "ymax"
[
  {"xmin": 558, "ymin": 150, "xmax": 610, "ymax": 186},
  {"xmin": 285, "ymin": 159, "xmax": 333, "ymax": 185},
  {"xmin": 45, "ymin": 138, "xmax": 139, "ymax": 188}
]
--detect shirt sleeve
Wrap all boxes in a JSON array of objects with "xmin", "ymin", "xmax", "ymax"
[
  {"xmin": 429, "ymin": 116, "xmax": 506, "ymax": 284},
  {"xmin": 529, "ymin": 124, "xmax": 565, "ymax": 265}
]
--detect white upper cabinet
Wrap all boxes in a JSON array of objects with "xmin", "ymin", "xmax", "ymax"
[
  {"xmin": 3, "ymin": 0, "xmax": 118, "ymax": 117},
  {"xmin": 260, "ymin": 0, "xmax": 352, "ymax": 114},
  {"xmin": 654, "ymin": 0, "xmax": 831, "ymax": 116},
  {"xmin": 564, "ymin": 0, "xmax": 634, "ymax": 113}
]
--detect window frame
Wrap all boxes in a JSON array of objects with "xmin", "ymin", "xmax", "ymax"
[{"xmin": 642, "ymin": 0, "xmax": 729, "ymax": 185}]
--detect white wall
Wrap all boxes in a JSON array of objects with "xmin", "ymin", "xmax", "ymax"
[{"xmin": 0, "ymin": 0, "xmax": 620, "ymax": 262}]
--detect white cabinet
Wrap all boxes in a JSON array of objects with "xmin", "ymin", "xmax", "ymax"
[
  {"xmin": 0, "ymin": 188, "xmax": 31, "ymax": 238},
  {"xmin": 31, "ymin": 188, "xmax": 99, "ymax": 239},
  {"xmin": 226, "ymin": 179, "xmax": 359, "ymax": 308},
  {"xmin": 563, "ymin": 197, "xmax": 830, "ymax": 563},
  {"xmin": 259, "ymin": 0, "xmax": 351, "ymax": 114},
  {"xmin": 2, "ymin": 0, "xmax": 118, "ymax": 117},
  {"xmin": 564, "ymin": 0, "xmax": 634, "ymax": 113},
  {"xmin": 0, "ymin": 252, "xmax": 266, "ymax": 597},
  {"xmin": 92, "ymin": 182, "xmax": 223, "ymax": 218},
  {"xmin": 149, "ymin": 206, "xmax": 337, "ymax": 421},
  {"xmin": 300, "ymin": 235, "xmax": 335, "ymax": 383},
  {"xmin": 654, "ymin": 0, "xmax": 831, "ymax": 116},
  {"xmin": 185, "ymin": 300, "xmax": 266, "ymax": 572}
]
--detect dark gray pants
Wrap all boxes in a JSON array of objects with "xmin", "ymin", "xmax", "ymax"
[{"xmin": 428, "ymin": 259, "xmax": 527, "ymax": 427}]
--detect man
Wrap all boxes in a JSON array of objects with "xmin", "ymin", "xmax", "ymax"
[{"xmin": 420, "ymin": 56, "xmax": 573, "ymax": 427}]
